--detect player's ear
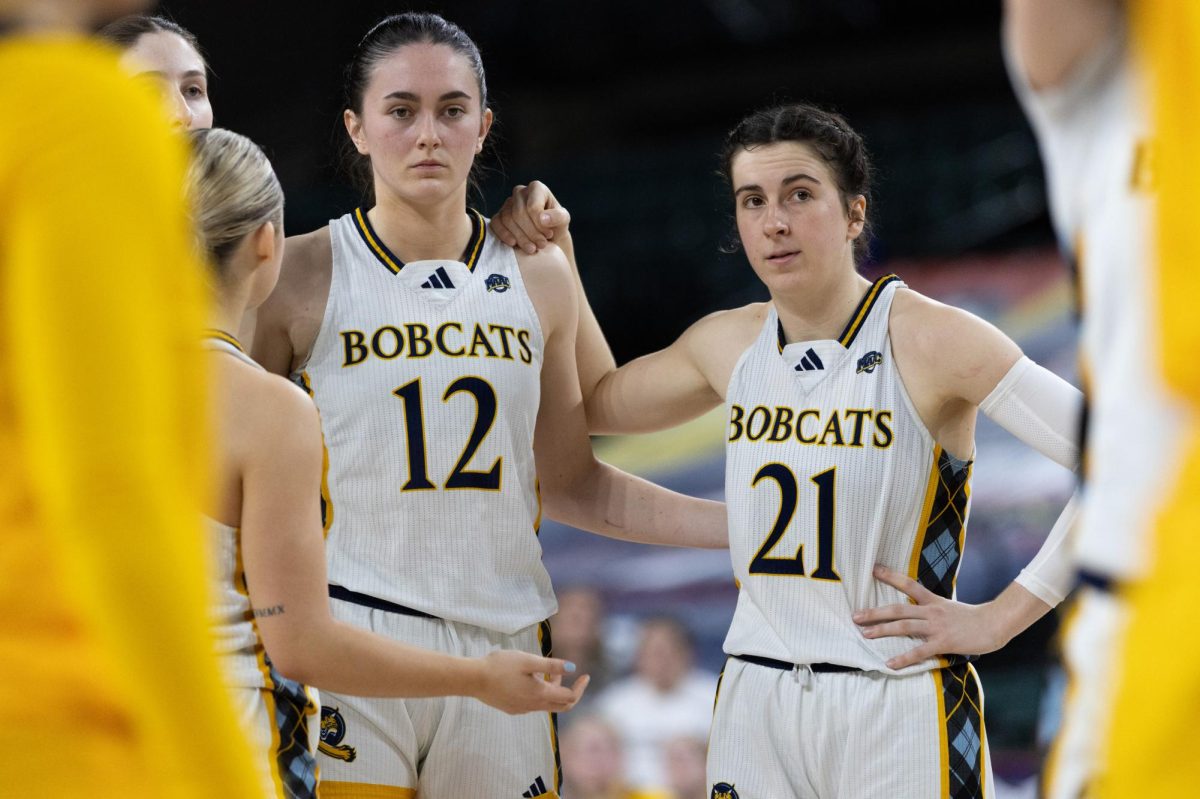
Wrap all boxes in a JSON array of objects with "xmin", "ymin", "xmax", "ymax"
[
  {"xmin": 476, "ymin": 107, "xmax": 493, "ymax": 154},
  {"xmin": 252, "ymin": 221, "xmax": 278, "ymax": 265},
  {"xmin": 847, "ymin": 195, "xmax": 867, "ymax": 240},
  {"xmin": 345, "ymin": 109, "xmax": 369, "ymax": 155}
]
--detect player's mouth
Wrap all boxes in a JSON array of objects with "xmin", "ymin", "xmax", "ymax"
[
  {"xmin": 766, "ymin": 249, "xmax": 801, "ymax": 265},
  {"xmin": 411, "ymin": 160, "xmax": 446, "ymax": 171}
]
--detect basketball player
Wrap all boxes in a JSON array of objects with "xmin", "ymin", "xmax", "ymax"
[
  {"xmin": 0, "ymin": 1, "xmax": 262, "ymax": 795},
  {"xmin": 99, "ymin": 14, "xmax": 211, "ymax": 131},
  {"xmin": 190, "ymin": 127, "xmax": 587, "ymax": 799},
  {"xmin": 1004, "ymin": 2, "xmax": 1194, "ymax": 796},
  {"xmin": 503, "ymin": 104, "xmax": 1083, "ymax": 796},
  {"xmin": 251, "ymin": 13, "xmax": 726, "ymax": 799}
]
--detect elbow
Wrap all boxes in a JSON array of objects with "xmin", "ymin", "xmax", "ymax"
[{"xmin": 538, "ymin": 462, "xmax": 601, "ymax": 526}]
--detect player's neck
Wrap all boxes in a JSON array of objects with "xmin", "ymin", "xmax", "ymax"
[
  {"xmin": 368, "ymin": 192, "xmax": 474, "ymax": 264},
  {"xmin": 773, "ymin": 269, "xmax": 871, "ymax": 344}
]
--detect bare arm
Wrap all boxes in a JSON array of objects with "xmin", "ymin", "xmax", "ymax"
[
  {"xmin": 1005, "ymin": 0, "xmax": 1121, "ymax": 90},
  {"xmin": 237, "ymin": 377, "xmax": 586, "ymax": 712},
  {"xmin": 251, "ymin": 228, "xmax": 331, "ymax": 377},
  {"xmin": 521, "ymin": 246, "xmax": 727, "ymax": 549},
  {"xmin": 491, "ymin": 182, "xmax": 617, "ymax": 402},
  {"xmin": 857, "ymin": 291, "xmax": 1084, "ymax": 667}
]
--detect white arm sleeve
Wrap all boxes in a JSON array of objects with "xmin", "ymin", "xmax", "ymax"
[
  {"xmin": 979, "ymin": 356, "xmax": 1081, "ymax": 470},
  {"xmin": 980, "ymin": 356, "xmax": 1083, "ymax": 605}
]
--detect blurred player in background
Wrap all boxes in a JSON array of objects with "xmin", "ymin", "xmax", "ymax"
[
  {"xmin": 0, "ymin": 0, "xmax": 263, "ymax": 795},
  {"xmin": 100, "ymin": 13, "xmax": 212, "ymax": 131},
  {"xmin": 1003, "ymin": 1, "xmax": 1199, "ymax": 795},
  {"xmin": 252, "ymin": 12, "xmax": 725, "ymax": 798},
  {"xmin": 190, "ymin": 126, "xmax": 586, "ymax": 799},
  {"xmin": 1006, "ymin": 1, "xmax": 1200, "ymax": 795}
]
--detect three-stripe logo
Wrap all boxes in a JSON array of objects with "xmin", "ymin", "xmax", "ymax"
[
  {"xmin": 421, "ymin": 266, "xmax": 455, "ymax": 289},
  {"xmin": 794, "ymin": 348, "xmax": 825, "ymax": 372}
]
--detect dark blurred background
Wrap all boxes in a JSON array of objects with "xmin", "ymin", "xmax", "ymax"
[{"xmin": 160, "ymin": 2, "xmax": 1069, "ymax": 793}]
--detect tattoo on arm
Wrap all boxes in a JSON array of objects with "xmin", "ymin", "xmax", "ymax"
[{"xmin": 253, "ymin": 604, "xmax": 285, "ymax": 618}]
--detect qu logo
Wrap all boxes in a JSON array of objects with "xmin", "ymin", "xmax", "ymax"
[
  {"xmin": 318, "ymin": 706, "xmax": 357, "ymax": 762},
  {"xmin": 856, "ymin": 350, "xmax": 883, "ymax": 374},
  {"xmin": 711, "ymin": 783, "xmax": 739, "ymax": 799}
]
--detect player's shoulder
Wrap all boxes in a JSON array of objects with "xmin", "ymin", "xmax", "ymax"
[
  {"xmin": 220, "ymin": 356, "xmax": 319, "ymax": 437},
  {"xmin": 272, "ymin": 226, "xmax": 332, "ymax": 300},
  {"xmin": 514, "ymin": 242, "xmax": 571, "ymax": 288},
  {"xmin": 685, "ymin": 301, "xmax": 769, "ymax": 348}
]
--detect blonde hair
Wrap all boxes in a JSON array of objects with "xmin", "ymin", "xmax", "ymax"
[{"xmin": 187, "ymin": 128, "xmax": 284, "ymax": 280}]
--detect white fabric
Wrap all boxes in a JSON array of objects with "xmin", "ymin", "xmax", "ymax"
[
  {"xmin": 723, "ymin": 277, "xmax": 969, "ymax": 675},
  {"xmin": 317, "ymin": 599, "xmax": 557, "ymax": 798},
  {"xmin": 707, "ymin": 657, "xmax": 992, "ymax": 798},
  {"xmin": 597, "ymin": 670, "xmax": 717, "ymax": 790},
  {"xmin": 978, "ymin": 355, "xmax": 1082, "ymax": 605},
  {"xmin": 297, "ymin": 211, "xmax": 555, "ymax": 633},
  {"xmin": 1042, "ymin": 589, "xmax": 1129, "ymax": 799},
  {"xmin": 1005, "ymin": 20, "xmax": 1191, "ymax": 581},
  {"xmin": 979, "ymin": 356, "xmax": 1080, "ymax": 471}
]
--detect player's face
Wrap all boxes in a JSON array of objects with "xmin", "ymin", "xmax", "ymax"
[
  {"xmin": 119, "ymin": 31, "xmax": 212, "ymax": 131},
  {"xmin": 345, "ymin": 43, "xmax": 492, "ymax": 207},
  {"xmin": 731, "ymin": 141, "xmax": 865, "ymax": 296}
]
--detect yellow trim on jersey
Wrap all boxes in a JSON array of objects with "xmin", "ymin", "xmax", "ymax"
[
  {"xmin": 538, "ymin": 620, "xmax": 564, "ymax": 793},
  {"xmin": 931, "ymin": 668, "xmax": 950, "ymax": 799},
  {"xmin": 837, "ymin": 273, "xmax": 900, "ymax": 347},
  {"xmin": 533, "ymin": 477, "xmax": 543, "ymax": 534},
  {"xmin": 234, "ymin": 530, "xmax": 288, "ymax": 799},
  {"xmin": 319, "ymin": 783, "xmax": 416, "ymax": 798},
  {"xmin": 969, "ymin": 663, "xmax": 988, "ymax": 798},
  {"xmin": 204, "ymin": 328, "xmax": 245, "ymax": 352},
  {"xmin": 299, "ymin": 371, "xmax": 335, "ymax": 539},
  {"xmin": 352, "ymin": 207, "xmax": 487, "ymax": 276},
  {"xmin": 353, "ymin": 207, "xmax": 402, "ymax": 275},
  {"xmin": 463, "ymin": 209, "xmax": 486, "ymax": 272},
  {"xmin": 908, "ymin": 444, "xmax": 943, "ymax": 585}
]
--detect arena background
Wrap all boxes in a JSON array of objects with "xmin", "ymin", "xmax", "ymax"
[{"xmin": 162, "ymin": 1, "xmax": 1075, "ymax": 791}]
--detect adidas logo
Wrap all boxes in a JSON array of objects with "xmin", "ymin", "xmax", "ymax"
[
  {"xmin": 421, "ymin": 266, "xmax": 455, "ymax": 289},
  {"xmin": 794, "ymin": 348, "xmax": 824, "ymax": 372},
  {"xmin": 522, "ymin": 775, "xmax": 553, "ymax": 798}
]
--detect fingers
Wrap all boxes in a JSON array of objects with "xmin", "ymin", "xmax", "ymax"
[
  {"xmin": 535, "ymin": 657, "xmax": 577, "ymax": 678},
  {"xmin": 489, "ymin": 198, "xmax": 521, "ymax": 248},
  {"xmin": 859, "ymin": 619, "xmax": 928, "ymax": 640},
  {"xmin": 872, "ymin": 564, "xmax": 937, "ymax": 604},
  {"xmin": 885, "ymin": 643, "xmax": 940, "ymax": 671},
  {"xmin": 852, "ymin": 604, "xmax": 918, "ymax": 626}
]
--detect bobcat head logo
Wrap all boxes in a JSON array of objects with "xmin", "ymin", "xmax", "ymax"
[
  {"xmin": 711, "ymin": 783, "xmax": 739, "ymax": 799},
  {"xmin": 318, "ymin": 706, "xmax": 357, "ymax": 762}
]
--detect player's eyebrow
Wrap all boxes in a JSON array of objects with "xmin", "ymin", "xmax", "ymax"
[
  {"xmin": 383, "ymin": 90, "xmax": 472, "ymax": 102},
  {"xmin": 734, "ymin": 173, "xmax": 822, "ymax": 196}
]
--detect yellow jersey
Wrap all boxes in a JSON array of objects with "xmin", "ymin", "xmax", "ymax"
[{"xmin": 0, "ymin": 35, "xmax": 261, "ymax": 797}]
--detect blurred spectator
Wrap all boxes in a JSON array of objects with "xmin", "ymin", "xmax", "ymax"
[
  {"xmin": 552, "ymin": 585, "xmax": 615, "ymax": 700},
  {"xmin": 560, "ymin": 715, "xmax": 671, "ymax": 799},
  {"xmin": 663, "ymin": 735, "xmax": 709, "ymax": 799},
  {"xmin": 598, "ymin": 616, "xmax": 718, "ymax": 791}
]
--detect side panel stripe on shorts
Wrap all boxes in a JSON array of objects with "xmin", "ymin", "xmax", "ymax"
[
  {"xmin": 936, "ymin": 663, "xmax": 986, "ymax": 799},
  {"xmin": 320, "ymin": 782, "xmax": 417, "ymax": 798},
  {"xmin": 538, "ymin": 620, "xmax": 563, "ymax": 793}
]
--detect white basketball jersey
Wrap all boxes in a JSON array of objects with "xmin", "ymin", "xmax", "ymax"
[
  {"xmin": 296, "ymin": 209, "xmax": 554, "ymax": 634},
  {"xmin": 723, "ymin": 276, "xmax": 972, "ymax": 674},
  {"xmin": 1007, "ymin": 23, "xmax": 1190, "ymax": 580}
]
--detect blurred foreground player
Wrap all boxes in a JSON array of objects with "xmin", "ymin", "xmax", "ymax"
[
  {"xmin": 0, "ymin": 0, "xmax": 263, "ymax": 795},
  {"xmin": 1004, "ymin": 1, "xmax": 1197, "ymax": 795}
]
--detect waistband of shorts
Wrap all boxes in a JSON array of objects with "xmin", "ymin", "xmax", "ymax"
[
  {"xmin": 328, "ymin": 584, "xmax": 439, "ymax": 619},
  {"xmin": 1077, "ymin": 568, "xmax": 1124, "ymax": 595},
  {"xmin": 733, "ymin": 654, "xmax": 861, "ymax": 673}
]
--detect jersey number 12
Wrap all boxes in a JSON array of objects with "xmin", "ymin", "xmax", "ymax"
[{"xmin": 393, "ymin": 376, "xmax": 501, "ymax": 491}]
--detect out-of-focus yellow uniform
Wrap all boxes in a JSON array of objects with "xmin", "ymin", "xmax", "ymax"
[
  {"xmin": 0, "ymin": 35, "xmax": 262, "ymax": 797},
  {"xmin": 1104, "ymin": 4, "xmax": 1200, "ymax": 796}
]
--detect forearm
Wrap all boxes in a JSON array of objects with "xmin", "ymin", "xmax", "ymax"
[
  {"xmin": 980, "ymin": 581, "xmax": 1054, "ymax": 649},
  {"xmin": 269, "ymin": 615, "xmax": 485, "ymax": 699},
  {"xmin": 544, "ymin": 461, "xmax": 727, "ymax": 549}
]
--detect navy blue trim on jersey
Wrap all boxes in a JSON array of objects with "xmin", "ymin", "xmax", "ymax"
[
  {"xmin": 837, "ymin": 273, "xmax": 900, "ymax": 347},
  {"xmin": 733, "ymin": 654, "xmax": 861, "ymax": 673},
  {"xmin": 328, "ymin": 584, "xmax": 438, "ymax": 619},
  {"xmin": 1077, "ymin": 568, "xmax": 1118, "ymax": 594},
  {"xmin": 352, "ymin": 207, "xmax": 486, "ymax": 276}
]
